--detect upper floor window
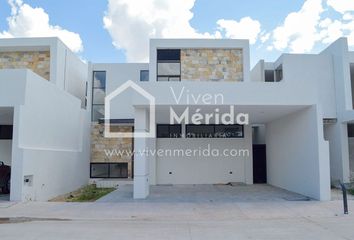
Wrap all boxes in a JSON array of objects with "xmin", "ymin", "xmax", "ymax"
[
  {"xmin": 140, "ymin": 70, "xmax": 149, "ymax": 81},
  {"xmin": 92, "ymin": 71, "xmax": 106, "ymax": 122},
  {"xmin": 157, "ymin": 49, "xmax": 181, "ymax": 81},
  {"xmin": 264, "ymin": 70, "xmax": 275, "ymax": 82},
  {"xmin": 275, "ymin": 65, "xmax": 283, "ymax": 82}
]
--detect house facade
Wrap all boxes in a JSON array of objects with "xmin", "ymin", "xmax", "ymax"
[{"xmin": 0, "ymin": 37, "xmax": 353, "ymax": 201}]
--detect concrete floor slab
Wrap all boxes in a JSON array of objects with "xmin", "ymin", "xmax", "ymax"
[{"xmin": 97, "ymin": 184, "xmax": 308, "ymax": 203}]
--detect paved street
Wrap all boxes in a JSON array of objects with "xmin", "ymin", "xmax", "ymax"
[{"xmin": 0, "ymin": 198, "xmax": 353, "ymax": 239}]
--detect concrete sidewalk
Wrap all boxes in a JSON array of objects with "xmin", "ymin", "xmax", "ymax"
[
  {"xmin": 0, "ymin": 200, "xmax": 353, "ymax": 239},
  {"xmin": 0, "ymin": 183, "xmax": 354, "ymax": 240}
]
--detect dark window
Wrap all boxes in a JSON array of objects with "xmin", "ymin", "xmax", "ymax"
[
  {"xmin": 109, "ymin": 163, "xmax": 129, "ymax": 178},
  {"xmin": 140, "ymin": 70, "xmax": 149, "ymax": 81},
  {"xmin": 215, "ymin": 125, "xmax": 244, "ymax": 138},
  {"xmin": 186, "ymin": 124, "xmax": 244, "ymax": 138},
  {"xmin": 348, "ymin": 124, "xmax": 354, "ymax": 138},
  {"xmin": 157, "ymin": 124, "xmax": 182, "ymax": 138},
  {"xmin": 157, "ymin": 49, "xmax": 181, "ymax": 81},
  {"xmin": 264, "ymin": 70, "xmax": 275, "ymax": 82},
  {"xmin": 0, "ymin": 125, "xmax": 13, "ymax": 139},
  {"xmin": 275, "ymin": 65, "xmax": 283, "ymax": 82},
  {"xmin": 90, "ymin": 163, "xmax": 109, "ymax": 178},
  {"xmin": 186, "ymin": 125, "xmax": 214, "ymax": 138},
  {"xmin": 157, "ymin": 49, "xmax": 180, "ymax": 61},
  {"xmin": 92, "ymin": 71, "xmax": 106, "ymax": 122},
  {"xmin": 90, "ymin": 163, "xmax": 128, "ymax": 178}
]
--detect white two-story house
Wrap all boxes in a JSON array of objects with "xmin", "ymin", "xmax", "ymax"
[{"xmin": 0, "ymin": 37, "xmax": 354, "ymax": 201}]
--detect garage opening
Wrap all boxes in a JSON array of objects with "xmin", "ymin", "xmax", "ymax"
[
  {"xmin": 252, "ymin": 125, "xmax": 267, "ymax": 184},
  {"xmin": 0, "ymin": 107, "xmax": 13, "ymax": 201}
]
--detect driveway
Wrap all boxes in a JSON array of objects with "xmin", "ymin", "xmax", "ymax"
[
  {"xmin": 97, "ymin": 184, "xmax": 310, "ymax": 203},
  {"xmin": 0, "ymin": 194, "xmax": 9, "ymax": 202}
]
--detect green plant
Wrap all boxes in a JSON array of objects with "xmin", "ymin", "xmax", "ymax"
[
  {"xmin": 66, "ymin": 185, "xmax": 115, "ymax": 202},
  {"xmin": 348, "ymin": 189, "xmax": 354, "ymax": 195}
]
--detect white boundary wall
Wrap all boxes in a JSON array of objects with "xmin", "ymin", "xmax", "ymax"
[{"xmin": 266, "ymin": 106, "xmax": 331, "ymax": 200}]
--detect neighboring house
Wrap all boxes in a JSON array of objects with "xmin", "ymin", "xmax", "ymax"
[
  {"xmin": 0, "ymin": 38, "xmax": 90, "ymax": 201},
  {"xmin": 1, "ymin": 37, "xmax": 354, "ymax": 201}
]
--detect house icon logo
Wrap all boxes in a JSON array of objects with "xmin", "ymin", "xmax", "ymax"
[{"xmin": 104, "ymin": 80, "xmax": 156, "ymax": 138}]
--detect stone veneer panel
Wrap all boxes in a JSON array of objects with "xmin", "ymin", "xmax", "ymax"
[
  {"xmin": 0, "ymin": 51, "xmax": 50, "ymax": 80},
  {"xmin": 91, "ymin": 123, "xmax": 134, "ymax": 178},
  {"xmin": 181, "ymin": 49, "xmax": 243, "ymax": 82}
]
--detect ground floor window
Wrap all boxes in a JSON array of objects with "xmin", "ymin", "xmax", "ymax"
[
  {"xmin": 90, "ymin": 163, "xmax": 128, "ymax": 178},
  {"xmin": 157, "ymin": 124, "xmax": 182, "ymax": 138},
  {"xmin": 186, "ymin": 124, "xmax": 244, "ymax": 138}
]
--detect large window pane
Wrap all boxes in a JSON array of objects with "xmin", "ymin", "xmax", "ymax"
[
  {"xmin": 92, "ymin": 105, "xmax": 104, "ymax": 122},
  {"xmin": 92, "ymin": 89, "xmax": 105, "ymax": 104},
  {"xmin": 157, "ymin": 49, "xmax": 180, "ymax": 61},
  {"xmin": 186, "ymin": 125, "xmax": 214, "ymax": 138},
  {"xmin": 91, "ymin": 164, "xmax": 109, "ymax": 178},
  {"xmin": 157, "ymin": 125, "xmax": 169, "ymax": 138},
  {"xmin": 109, "ymin": 163, "xmax": 128, "ymax": 178},
  {"xmin": 215, "ymin": 125, "xmax": 244, "ymax": 138},
  {"xmin": 169, "ymin": 125, "xmax": 181, "ymax": 138},
  {"xmin": 157, "ymin": 62, "xmax": 180, "ymax": 76},
  {"xmin": 157, "ymin": 124, "xmax": 181, "ymax": 138},
  {"xmin": 93, "ymin": 71, "xmax": 106, "ymax": 89}
]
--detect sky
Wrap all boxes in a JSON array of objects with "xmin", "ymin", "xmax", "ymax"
[{"xmin": 0, "ymin": 0, "xmax": 354, "ymax": 67}]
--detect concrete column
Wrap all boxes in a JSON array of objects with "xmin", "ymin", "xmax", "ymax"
[
  {"xmin": 133, "ymin": 108, "xmax": 150, "ymax": 199},
  {"xmin": 244, "ymin": 125, "xmax": 253, "ymax": 184}
]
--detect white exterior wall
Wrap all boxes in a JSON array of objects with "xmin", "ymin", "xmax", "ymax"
[
  {"xmin": 0, "ymin": 69, "xmax": 90, "ymax": 201},
  {"xmin": 320, "ymin": 38, "xmax": 353, "ymax": 183},
  {"xmin": 0, "ymin": 38, "xmax": 87, "ymax": 108},
  {"xmin": 93, "ymin": 63, "xmax": 148, "ymax": 119},
  {"xmin": 266, "ymin": 106, "xmax": 330, "ymax": 200},
  {"xmin": 155, "ymin": 125, "xmax": 253, "ymax": 184}
]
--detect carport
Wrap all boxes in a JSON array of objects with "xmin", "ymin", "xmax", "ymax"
[{"xmin": 133, "ymin": 104, "xmax": 332, "ymax": 200}]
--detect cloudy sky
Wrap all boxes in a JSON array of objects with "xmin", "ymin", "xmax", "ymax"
[{"xmin": 0, "ymin": 0, "xmax": 354, "ymax": 66}]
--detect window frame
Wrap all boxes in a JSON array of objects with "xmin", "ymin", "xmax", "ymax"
[
  {"xmin": 90, "ymin": 162, "xmax": 129, "ymax": 178},
  {"xmin": 156, "ymin": 49, "xmax": 181, "ymax": 82},
  {"xmin": 185, "ymin": 124, "xmax": 244, "ymax": 138},
  {"xmin": 91, "ymin": 71, "xmax": 107, "ymax": 122}
]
